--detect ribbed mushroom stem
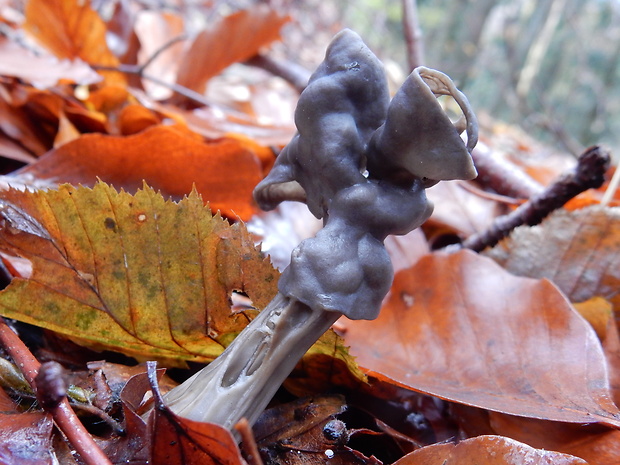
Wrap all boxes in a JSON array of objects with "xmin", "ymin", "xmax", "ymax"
[{"xmin": 164, "ymin": 293, "xmax": 341, "ymax": 429}]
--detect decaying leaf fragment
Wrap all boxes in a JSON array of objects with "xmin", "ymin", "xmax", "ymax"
[{"xmin": 0, "ymin": 182, "xmax": 278, "ymax": 365}]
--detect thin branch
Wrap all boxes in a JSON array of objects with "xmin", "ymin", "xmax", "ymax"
[
  {"xmin": 140, "ymin": 34, "xmax": 189, "ymax": 72},
  {"xmin": 402, "ymin": 0, "xmax": 425, "ymax": 71},
  {"xmin": 92, "ymin": 64, "xmax": 212, "ymax": 108},
  {"xmin": 462, "ymin": 146, "xmax": 610, "ymax": 252},
  {"xmin": 235, "ymin": 418, "xmax": 265, "ymax": 465},
  {"xmin": 245, "ymin": 53, "xmax": 311, "ymax": 93},
  {"xmin": 471, "ymin": 144, "xmax": 544, "ymax": 199},
  {"xmin": 0, "ymin": 318, "xmax": 112, "ymax": 465},
  {"xmin": 602, "ymin": 161, "xmax": 620, "ymax": 206}
]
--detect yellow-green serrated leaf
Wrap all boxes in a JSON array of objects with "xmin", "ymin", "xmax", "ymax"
[{"xmin": 0, "ymin": 182, "xmax": 279, "ymax": 365}]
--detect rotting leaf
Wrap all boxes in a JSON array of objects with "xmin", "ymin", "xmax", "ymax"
[
  {"xmin": 339, "ymin": 250, "xmax": 620, "ymax": 428},
  {"xmin": 253, "ymin": 395, "xmax": 380, "ymax": 465},
  {"xmin": 484, "ymin": 206, "xmax": 620, "ymax": 311},
  {"xmin": 0, "ymin": 182, "xmax": 278, "ymax": 365},
  {"xmin": 14, "ymin": 125, "xmax": 267, "ymax": 220},
  {"xmin": 0, "ymin": 182, "xmax": 361, "ymax": 378},
  {"xmin": 393, "ymin": 435, "xmax": 587, "ymax": 465},
  {"xmin": 0, "ymin": 412, "xmax": 54, "ymax": 465}
]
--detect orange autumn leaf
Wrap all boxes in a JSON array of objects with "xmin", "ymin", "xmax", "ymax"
[
  {"xmin": 14, "ymin": 125, "xmax": 265, "ymax": 220},
  {"xmin": 24, "ymin": 0, "xmax": 124, "ymax": 85},
  {"xmin": 488, "ymin": 413, "xmax": 620, "ymax": 465},
  {"xmin": 117, "ymin": 104, "xmax": 161, "ymax": 136},
  {"xmin": 175, "ymin": 5, "xmax": 289, "ymax": 98},
  {"xmin": 339, "ymin": 250, "xmax": 620, "ymax": 428},
  {"xmin": 150, "ymin": 409, "xmax": 245, "ymax": 465}
]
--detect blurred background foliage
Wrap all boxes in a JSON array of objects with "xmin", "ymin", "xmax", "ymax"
[
  {"xmin": 93, "ymin": 0, "xmax": 619, "ymax": 157},
  {"xmin": 280, "ymin": 0, "xmax": 620, "ymax": 158}
]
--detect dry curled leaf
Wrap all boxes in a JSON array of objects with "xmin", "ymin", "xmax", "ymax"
[
  {"xmin": 339, "ymin": 250, "xmax": 620, "ymax": 428},
  {"xmin": 145, "ymin": 362, "xmax": 245, "ymax": 465},
  {"xmin": 485, "ymin": 207, "xmax": 620, "ymax": 310}
]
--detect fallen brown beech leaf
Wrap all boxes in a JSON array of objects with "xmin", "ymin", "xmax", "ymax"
[
  {"xmin": 393, "ymin": 435, "xmax": 587, "ymax": 465},
  {"xmin": 174, "ymin": 5, "xmax": 290, "ymax": 100},
  {"xmin": 24, "ymin": 0, "xmax": 124, "ymax": 85},
  {"xmin": 339, "ymin": 250, "xmax": 620, "ymax": 428},
  {"xmin": 14, "ymin": 125, "xmax": 268, "ymax": 220},
  {"xmin": 488, "ymin": 413, "xmax": 620, "ymax": 465},
  {"xmin": 0, "ymin": 37, "xmax": 101, "ymax": 89}
]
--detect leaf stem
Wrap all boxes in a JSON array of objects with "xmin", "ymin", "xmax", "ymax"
[{"xmin": 0, "ymin": 318, "xmax": 113, "ymax": 465}]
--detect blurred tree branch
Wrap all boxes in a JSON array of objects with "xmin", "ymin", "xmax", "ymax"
[{"xmin": 402, "ymin": 0, "xmax": 424, "ymax": 70}]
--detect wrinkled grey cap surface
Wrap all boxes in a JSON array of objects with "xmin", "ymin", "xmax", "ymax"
[
  {"xmin": 254, "ymin": 29, "xmax": 390, "ymax": 219},
  {"xmin": 253, "ymin": 29, "xmax": 478, "ymax": 320}
]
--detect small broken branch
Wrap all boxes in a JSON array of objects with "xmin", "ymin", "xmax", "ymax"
[
  {"xmin": 245, "ymin": 53, "xmax": 311, "ymax": 93},
  {"xmin": 0, "ymin": 318, "xmax": 113, "ymax": 465},
  {"xmin": 471, "ymin": 144, "xmax": 544, "ymax": 199},
  {"xmin": 92, "ymin": 64, "xmax": 212, "ymax": 108},
  {"xmin": 462, "ymin": 146, "xmax": 610, "ymax": 252}
]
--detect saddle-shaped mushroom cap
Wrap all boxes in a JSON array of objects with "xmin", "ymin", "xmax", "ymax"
[{"xmin": 367, "ymin": 66, "xmax": 478, "ymax": 183}]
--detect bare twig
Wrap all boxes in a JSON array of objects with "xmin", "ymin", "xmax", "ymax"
[
  {"xmin": 471, "ymin": 144, "xmax": 544, "ymax": 199},
  {"xmin": 402, "ymin": 0, "xmax": 425, "ymax": 71},
  {"xmin": 92, "ymin": 64, "xmax": 213, "ymax": 108},
  {"xmin": 139, "ymin": 34, "xmax": 189, "ymax": 72},
  {"xmin": 462, "ymin": 146, "xmax": 610, "ymax": 252},
  {"xmin": 235, "ymin": 418, "xmax": 265, "ymax": 465},
  {"xmin": 245, "ymin": 54, "xmax": 311, "ymax": 93},
  {"xmin": 601, "ymin": 159, "xmax": 620, "ymax": 206},
  {"xmin": 0, "ymin": 318, "xmax": 113, "ymax": 465}
]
